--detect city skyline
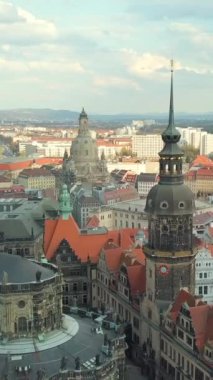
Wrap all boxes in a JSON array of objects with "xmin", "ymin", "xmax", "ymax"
[{"xmin": 0, "ymin": 0, "xmax": 213, "ymax": 113}]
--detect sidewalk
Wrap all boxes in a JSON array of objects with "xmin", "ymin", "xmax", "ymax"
[{"xmin": 0, "ymin": 315, "xmax": 79, "ymax": 355}]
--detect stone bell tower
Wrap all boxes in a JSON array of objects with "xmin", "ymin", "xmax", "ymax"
[
  {"xmin": 144, "ymin": 61, "xmax": 195, "ymax": 305},
  {"xmin": 140, "ymin": 63, "xmax": 196, "ymax": 378}
]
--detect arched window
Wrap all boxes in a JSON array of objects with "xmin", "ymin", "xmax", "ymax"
[{"xmin": 18, "ymin": 317, "xmax": 27, "ymax": 333}]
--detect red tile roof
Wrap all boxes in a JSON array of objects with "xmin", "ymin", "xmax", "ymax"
[
  {"xmin": 190, "ymin": 304, "xmax": 210, "ymax": 350},
  {"xmin": 44, "ymin": 216, "xmax": 137, "ymax": 262},
  {"xmin": 104, "ymin": 248, "xmax": 123, "ymax": 272},
  {"xmin": 197, "ymin": 168, "xmax": 213, "ymax": 176},
  {"xmin": 192, "ymin": 155, "xmax": 213, "ymax": 168},
  {"xmin": 0, "ymin": 157, "xmax": 62, "ymax": 172},
  {"xmin": 86, "ymin": 215, "xmax": 100, "ymax": 228},
  {"xmin": 169, "ymin": 290, "xmax": 213, "ymax": 351},
  {"xmin": 19, "ymin": 168, "xmax": 54, "ymax": 178},
  {"xmin": 127, "ymin": 265, "xmax": 146, "ymax": 296},
  {"xmin": 122, "ymin": 171, "xmax": 137, "ymax": 184},
  {"xmin": 170, "ymin": 289, "xmax": 196, "ymax": 321},
  {"xmin": 194, "ymin": 211, "xmax": 213, "ymax": 226},
  {"xmin": 103, "ymin": 245, "xmax": 146, "ymax": 297}
]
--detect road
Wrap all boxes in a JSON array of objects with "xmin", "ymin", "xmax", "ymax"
[{"xmin": 126, "ymin": 363, "xmax": 148, "ymax": 380}]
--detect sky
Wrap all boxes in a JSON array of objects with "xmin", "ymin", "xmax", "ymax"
[{"xmin": 0, "ymin": 0, "xmax": 213, "ymax": 113}]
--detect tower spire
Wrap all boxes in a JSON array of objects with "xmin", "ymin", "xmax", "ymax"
[
  {"xmin": 169, "ymin": 59, "xmax": 174, "ymax": 127},
  {"xmin": 158, "ymin": 59, "xmax": 184, "ymax": 185},
  {"xmin": 78, "ymin": 107, "xmax": 89, "ymax": 136}
]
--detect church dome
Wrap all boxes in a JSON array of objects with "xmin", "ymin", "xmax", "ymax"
[
  {"xmin": 145, "ymin": 183, "xmax": 194, "ymax": 216},
  {"xmin": 71, "ymin": 137, "xmax": 98, "ymax": 163}
]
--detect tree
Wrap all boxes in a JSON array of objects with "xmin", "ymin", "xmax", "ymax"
[
  {"xmin": 181, "ymin": 143, "xmax": 199, "ymax": 163},
  {"xmin": 208, "ymin": 152, "xmax": 213, "ymax": 160},
  {"xmin": 120, "ymin": 147, "xmax": 132, "ymax": 157}
]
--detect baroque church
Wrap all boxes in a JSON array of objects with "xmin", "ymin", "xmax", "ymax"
[{"xmin": 62, "ymin": 108, "xmax": 109, "ymax": 187}]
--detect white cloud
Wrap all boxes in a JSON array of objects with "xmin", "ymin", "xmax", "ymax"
[
  {"xmin": 122, "ymin": 51, "xmax": 172, "ymax": 77},
  {"xmin": 93, "ymin": 75, "xmax": 142, "ymax": 90},
  {"xmin": 0, "ymin": 1, "xmax": 57, "ymax": 45},
  {"xmin": 0, "ymin": 58, "xmax": 85, "ymax": 73},
  {"xmin": 0, "ymin": 1, "xmax": 23, "ymax": 23},
  {"xmin": 171, "ymin": 22, "xmax": 213, "ymax": 48},
  {"xmin": 122, "ymin": 50, "xmax": 212, "ymax": 78}
]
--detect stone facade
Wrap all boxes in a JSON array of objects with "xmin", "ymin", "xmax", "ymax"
[
  {"xmin": 0, "ymin": 254, "xmax": 63, "ymax": 340},
  {"xmin": 63, "ymin": 108, "xmax": 108, "ymax": 187},
  {"xmin": 54, "ymin": 239, "xmax": 95, "ymax": 309}
]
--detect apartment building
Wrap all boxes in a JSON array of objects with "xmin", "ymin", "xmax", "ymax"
[
  {"xmin": 136, "ymin": 173, "xmax": 158, "ymax": 197},
  {"xmin": 112, "ymin": 199, "xmax": 148, "ymax": 230},
  {"xmin": 177, "ymin": 127, "xmax": 213, "ymax": 155},
  {"xmin": 18, "ymin": 168, "xmax": 56, "ymax": 190},
  {"xmin": 177, "ymin": 127, "xmax": 207, "ymax": 149},
  {"xmin": 200, "ymin": 133, "xmax": 213, "ymax": 155},
  {"xmin": 19, "ymin": 140, "xmax": 71, "ymax": 157},
  {"xmin": 132, "ymin": 134, "xmax": 164, "ymax": 159},
  {"xmin": 87, "ymin": 199, "xmax": 148, "ymax": 231},
  {"xmin": 185, "ymin": 167, "xmax": 213, "ymax": 196}
]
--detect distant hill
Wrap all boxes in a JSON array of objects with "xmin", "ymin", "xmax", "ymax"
[
  {"xmin": 0, "ymin": 108, "xmax": 79, "ymax": 123},
  {"xmin": 0, "ymin": 109, "xmax": 213, "ymax": 130}
]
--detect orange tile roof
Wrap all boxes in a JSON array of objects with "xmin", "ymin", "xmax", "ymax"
[
  {"xmin": 170, "ymin": 289, "xmax": 196, "ymax": 321},
  {"xmin": 103, "ymin": 245, "xmax": 146, "ymax": 296},
  {"xmin": 190, "ymin": 304, "xmax": 210, "ymax": 350},
  {"xmin": 169, "ymin": 290, "xmax": 213, "ymax": 351},
  {"xmin": 86, "ymin": 215, "xmax": 100, "ymax": 228},
  {"xmin": 127, "ymin": 265, "xmax": 146, "ymax": 296},
  {"xmin": 0, "ymin": 157, "xmax": 62, "ymax": 172},
  {"xmin": 44, "ymin": 216, "xmax": 137, "ymax": 262},
  {"xmin": 192, "ymin": 155, "xmax": 213, "ymax": 167},
  {"xmin": 104, "ymin": 248, "xmax": 123, "ymax": 272}
]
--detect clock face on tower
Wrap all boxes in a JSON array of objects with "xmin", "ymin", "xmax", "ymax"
[{"xmin": 159, "ymin": 264, "xmax": 169, "ymax": 276}]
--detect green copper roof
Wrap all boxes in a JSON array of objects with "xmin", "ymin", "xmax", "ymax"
[{"xmin": 59, "ymin": 183, "xmax": 72, "ymax": 220}]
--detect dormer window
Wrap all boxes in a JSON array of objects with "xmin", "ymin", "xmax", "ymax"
[
  {"xmin": 178, "ymin": 201, "xmax": 185, "ymax": 209},
  {"xmin": 205, "ymin": 347, "xmax": 213, "ymax": 362},
  {"xmin": 160, "ymin": 201, "xmax": 168, "ymax": 209}
]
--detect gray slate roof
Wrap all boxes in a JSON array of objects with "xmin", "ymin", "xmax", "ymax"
[
  {"xmin": 0, "ymin": 253, "xmax": 55, "ymax": 283},
  {"xmin": 0, "ymin": 198, "xmax": 58, "ymax": 240}
]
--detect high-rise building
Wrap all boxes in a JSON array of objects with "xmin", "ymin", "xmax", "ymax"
[{"xmin": 132, "ymin": 133, "xmax": 164, "ymax": 159}]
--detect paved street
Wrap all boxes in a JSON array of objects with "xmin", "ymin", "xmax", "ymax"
[
  {"xmin": 126, "ymin": 363, "xmax": 148, "ymax": 380},
  {"xmin": 0, "ymin": 315, "xmax": 119, "ymax": 380}
]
